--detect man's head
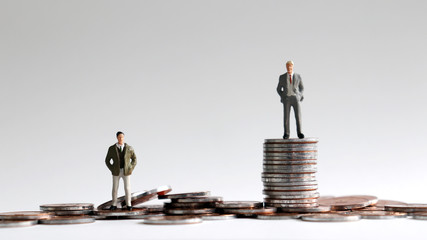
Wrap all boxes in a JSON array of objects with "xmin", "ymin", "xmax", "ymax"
[
  {"xmin": 286, "ymin": 60, "xmax": 294, "ymax": 74},
  {"xmin": 116, "ymin": 131, "xmax": 125, "ymax": 145}
]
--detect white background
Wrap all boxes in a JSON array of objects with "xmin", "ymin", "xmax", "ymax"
[{"xmin": 1, "ymin": 0, "xmax": 427, "ymax": 239}]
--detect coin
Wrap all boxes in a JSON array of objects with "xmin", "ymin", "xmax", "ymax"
[
  {"xmin": 301, "ymin": 213, "xmax": 361, "ymax": 222},
  {"xmin": 201, "ymin": 214, "xmax": 236, "ymax": 220},
  {"xmin": 0, "ymin": 211, "xmax": 54, "ymax": 220},
  {"xmin": 277, "ymin": 206, "xmax": 332, "ymax": 213},
  {"xmin": 385, "ymin": 204, "xmax": 427, "ymax": 212},
  {"xmin": 164, "ymin": 208, "xmax": 215, "ymax": 215},
  {"xmin": 264, "ymin": 138, "xmax": 319, "ymax": 143},
  {"xmin": 264, "ymin": 156, "xmax": 317, "ymax": 160},
  {"xmin": 263, "ymin": 181, "xmax": 318, "ymax": 187},
  {"xmin": 256, "ymin": 213, "xmax": 302, "ymax": 220},
  {"xmin": 263, "ymin": 192, "xmax": 320, "ymax": 199},
  {"xmin": 265, "ymin": 203, "xmax": 319, "ymax": 208},
  {"xmin": 49, "ymin": 210, "xmax": 93, "ymax": 216},
  {"xmin": 263, "ymin": 169, "xmax": 317, "ymax": 174},
  {"xmin": 0, "ymin": 220, "xmax": 38, "ymax": 228},
  {"xmin": 94, "ymin": 208, "xmax": 147, "ymax": 217},
  {"xmin": 263, "ymin": 186, "xmax": 318, "ymax": 191},
  {"xmin": 263, "ymin": 146, "xmax": 318, "ymax": 150},
  {"xmin": 223, "ymin": 208, "xmax": 275, "ymax": 215},
  {"xmin": 164, "ymin": 202, "xmax": 216, "ymax": 209},
  {"xmin": 39, "ymin": 216, "xmax": 95, "ymax": 225},
  {"xmin": 264, "ymin": 165, "xmax": 317, "ymax": 170},
  {"xmin": 135, "ymin": 205, "xmax": 164, "ymax": 212},
  {"xmin": 158, "ymin": 191, "xmax": 210, "ymax": 200},
  {"xmin": 143, "ymin": 216, "xmax": 202, "ymax": 225},
  {"xmin": 215, "ymin": 201, "xmax": 263, "ymax": 209},
  {"xmin": 264, "ymin": 198, "xmax": 318, "ymax": 204},
  {"xmin": 361, "ymin": 200, "xmax": 408, "ymax": 210},
  {"xmin": 264, "ymin": 153, "xmax": 318, "ymax": 159},
  {"xmin": 121, "ymin": 186, "xmax": 173, "ymax": 207},
  {"xmin": 263, "ymin": 160, "xmax": 317, "ymax": 165},
  {"xmin": 116, "ymin": 213, "xmax": 166, "ymax": 220},
  {"xmin": 351, "ymin": 210, "xmax": 407, "ymax": 219},
  {"xmin": 40, "ymin": 203, "xmax": 94, "ymax": 211},
  {"xmin": 318, "ymin": 195, "xmax": 378, "ymax": 210},
  {"xmin": 262, "ymin": 178, "xmax": 316, "ymax": 183},
  {"xmin": 411, "ymin": 212, "xmax": 427, "ymax": 220},
  {"xmin": 262, "ymin": 173, "xmax": 316, "ymax": 178},
  {"xmin": 173, "ymin": 196, "xmax": 223, "ymax": 203},
  {"xmin": 263, "ymin": 190, "xmax": 319, "ymax": 196}
]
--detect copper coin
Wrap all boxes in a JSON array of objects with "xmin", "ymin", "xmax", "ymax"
[
  {"xmin": 0, "ymin": 211, "xmax": 54, "ymax": 220},
  {"xmin": 266, "ymin": 203, "xmax": 319, "ymax": 208},
  {"xmin": 164, "ymin": 202, "xmax": 216, "ymax": 209},
  {"xmin": 223, "ymin": 208, "xmax": 275, "ymax": 215},
  {"xmin": 40, "ymin": 203, "xmax": 94, "ymax": 211},
  {"xmin": 385, "ymin": 204, "xmax": 427, "ymax": 212},
  {"xmin": 94, "ymin": 208, "xmax": 147, "ymax": 217},
  {"xmin": 318, "ymin": 195, "xmax": 378, "ymax": 210},
  {"xmin": 351, "ymin": 210, "xmax": 407, "ymax": 219},
  {"xmin": 49, "ymin": 210, "xmax": 93, "ymax": 216},
  {"xmin": 134, "ymin": 204, "xmax": 164, "ymax": 212},
  {"xmin": 172, "ymin": 196, "xmax": 223, "ymax": 203},
  {"xmin": 215, "ymin": 201, "xmax": 263, "ymax": 209},
  {"xmin": 158, "ymin": 191, "xmax": 210, "ymax": 200},
  {"xmin": 122, "ymin": 186, "xmax": 173, "ymax": 207},
  {"xmin": 411, "ymin": 212, "xmax": 427, "ymax": 220},
  {"xmin": 97, "ymin": 191, "xmax": 146, "ymax": 210},
  {"xmin": 164, "ymin": 208, "xmax": 215, "ymax": 215}
]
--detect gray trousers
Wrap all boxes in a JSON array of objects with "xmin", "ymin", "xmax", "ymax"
[
  {"xmin": 112, "ymin": 168, "xmax": 131, "ymax": 207},
  {"xmin": 283, "ymin": 95, "xmax": 302, "ymax": 135}
]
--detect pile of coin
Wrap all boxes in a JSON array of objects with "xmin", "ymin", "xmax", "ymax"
[
  {"xmin": 39, "ymin": 203, "xmax": 96, "ymax": 224},
  {"xmin": 159, "ymin": 191, "xmax": 219, "ymax": 216},
  {"xmin": 216, "ymin": 201, "xmax": 272, "ymax": 218},
  {"xmin": 262, "ymin": 138, "xmax": 320, "ymax": 211}
]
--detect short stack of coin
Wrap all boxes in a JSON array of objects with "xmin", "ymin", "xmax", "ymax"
[
  {"xmin": 262, "ymin": 138, "xmax": 320, "ymax": 211},
  {"xmin": 39, "ymin": 203, "xmax": 95, "ymax": 224},
  {"xmin": 159, "ymin": 191, "xmax": 221, "ymax": 216},
  {"xmin": 215, "ymin": 201, "xmax": 272, "ymax": 218}
]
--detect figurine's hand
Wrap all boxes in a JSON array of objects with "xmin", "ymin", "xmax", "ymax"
[{"xmin": 300, "ymin": 96, "xmax": 304, "ymax": 102}]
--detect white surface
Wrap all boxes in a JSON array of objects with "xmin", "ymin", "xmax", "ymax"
[{"xmin": 1, "ymin": 0, "xmax": 427, "ymax": 239}]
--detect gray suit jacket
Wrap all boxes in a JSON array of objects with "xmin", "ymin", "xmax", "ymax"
[{"xmin": 276, "ymin": 73, "xmax": 304, "ymax": 103}]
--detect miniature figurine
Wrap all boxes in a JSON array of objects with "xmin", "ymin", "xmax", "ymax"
[
  {"xmin": 105, "ymin": 131, "xmax": 137, "ymax": 210},
  {"xmin": 276, "ymin": 60, "xmax": 305, "ymax": 139}
]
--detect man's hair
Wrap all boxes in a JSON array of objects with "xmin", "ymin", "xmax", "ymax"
[
  {"xmin": 286, "ymin": 60, "xmax": 294, "ymax": 66},
  {"xmin": 116, "ymin": 131, "xmax": 125, "ymax": 137}
]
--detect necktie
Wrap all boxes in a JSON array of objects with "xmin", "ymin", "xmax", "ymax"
[
  {"xmin": 289, "ymin": 74, "xmax": 292, "ymax": 84},
  {"xmin": 120, "ymin": 146, "xmax": 122, "ymax": 152}
]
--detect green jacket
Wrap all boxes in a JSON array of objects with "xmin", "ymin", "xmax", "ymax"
[{"xmin": 105, "ymin": 143, "xmax": 137, "ymax": 176}]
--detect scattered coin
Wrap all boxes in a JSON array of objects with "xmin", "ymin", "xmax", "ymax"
[
  {"xmin": 158, "ymin": 191, "xmax": 210, "ymax": 200},
  {"xmin": 410, "ymin": 212, "xmax": 427, "ymax": 220},
  {"xmin": 277, "ymin": 206, "xmax": 332, "ymax": 213},
  {"xmin": 201, "ymin": 214, "xmax": 236, "ymax": 220},
  {"xmin": 301, "ymin": 213, "xmax": 361, "ymax": 222},
  {"xmin": 40, "ymin": 203, "xmax": 94, "ymax": 211},
  {"xmin": 121, "ymin": 186, "xmax": 173, "ymax": 207},
  {"xmin": 0, "ymin": 211, "xmax": 54, "ymax": 220},
  {"xmin": 164, "ymin": 202, "xmax": 215, "ymax": 209},
  {"xmin": 215, "ymin": 201, "xmax": 263, "ymax": 209},
  {"xmin": 264, "ymin": 198, "xmax": 318, "ymax": 204},
  {"xmin": 143, "ymin": 216, "xmax": 203, "ymax": 225},
  {"xmin": 134, "ymin": 205, "xmax": 164, "ymax": 213},
  {"xmin": 173, "ymin": 196, "xmax": 223, "ymax": 203},
  {"xmin": 164, "ymin": 208, "xmax": 215, "ymax": 215},
  {"xmin": 94, "ymin": 208, "xmax": 147, "ymax": 217},
  {"xmin": 49, "ymin": 210, "xmax": 93, "ymax": 216},
  {"xmin": 223, "ymin": 208, "xmax": 275, "ymax": 215},
  {"xmin": 256, "ymin": 213, "xmax": 302, "ymax": 220},
  {"xmin": 39, "ymin": 216, "xmax": 95, "ymax": 225},
  {"xmin": 318, "ymin": 195, "xmax": 378, "ymax": 210},
  {"xmin": 351, "ymin": 210, "xmax": 407, "ymax": 219},
  {"xmin": 0, "ymin": 220, "xmax": 38, "ymax": 228},
  {"xmin": 385, "ymin": 204, "xmax": 427, "ymax": 212},
  {"xmin": 265, "ymin": 203, "xmax": 319, "ymax": 208},
  {"xmin": 97, "ymin": 191, "xmax": 146, "ymax": 210}
]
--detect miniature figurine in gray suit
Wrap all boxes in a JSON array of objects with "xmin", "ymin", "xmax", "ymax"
[{"xmin": 276, "ymin": 60, "xmax": 305, "ymax": 139}]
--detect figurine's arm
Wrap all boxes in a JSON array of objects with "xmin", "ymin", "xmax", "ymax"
[
  {"xmin": 276, "ymin": 77, "xmax": 284, "ymax": 96},
  {"xmin": 105, "ymin": 148, "xmax": 114, "ymax": 171},
  {"xmin": 299, "ymin": 76, "xmax": 304, "ymax": 101},
  {"xmin": 130, "ymin": 147, "xmax": 137, "ymax": 168}
]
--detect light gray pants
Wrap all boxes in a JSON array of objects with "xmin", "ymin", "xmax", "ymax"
[
  {"xmin": 283, "ymin": 95, "xmax": 302, "ymax": 135},
  {"xmin": 112, "ymin": 168, "xmax": 131, "ymax": 207}
]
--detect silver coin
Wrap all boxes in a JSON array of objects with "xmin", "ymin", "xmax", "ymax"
[
  {"xmin": 264, "ymin": 145, "xmax": 318, "ymax": 150},
  {"xmin": 39, "ymin": 216, "xmax": 95, "ymax": 225},
  {"xmin": 40, "ymin": 203, "xmax": 94, "ymax": 211},
  {"xmin": 134, "ymin": 204, "xmax": 164, "ymax": 212},
  {"xmin": 164, "ymin": 202, "xmax": 216, "ymax": 209},
  {"xmin": 223, "ymin": 208, "xmax": 275, "ymax": 214},
  {"xmin": 120, "ymin": 213, "xmax": 166, "ymax": 219},
  {"xmin": 262, "ymin": 173, "xmax": 316, "ymax": 178},
  {"xmin": 215, "ymin": 201, "xmax": 264, "ymax": 209},
  {"xmin": 411, "ymin": 213, "xmax": 427, "ymax": 220},
  {"xmin": 264, "ymin": 185, "xmax": 318, "ymax": 191},
  {"xmin": 262, "ymin": 177, "xmax": 316, "ymax": 183},
  {"xmin": 352, "ymin": 211, "xmax": 407, "ymax": 219},
  {"xmin": 143, "ymin": 216, "xmax": 202, "ymax": 225},
  {"xmin": 264, "ymin": 138, "xmax": 319, "ymax": 143},
  {"xmin": 264, "ymin": 156, "xmax": 317, "ymax": 161},
  {"xmin": 265, "ymin": 203, "xmax": 319, "ymax": 208},
  {"xmin": 0, "ymin": 220, "xmax": 38, "ymax": 228},
  {"xmin": 264, "ymin": 198, "xmax": 318, "ymax": 204},
  {"xmin": 264, "ymin": 193, "xmax": 320, "ymax": 199},
  {"xmin": 173, "ymin": 196, "xmax": 223, "ymax": 203},
  {"xmin": 94, "ymin": 208, "xmax": 147, "ymax": 217},
  {"xmin": 49, "ymin": 210, "xmax": 93, "ymax": 216},
  {"xmin": 263, "ymin": 190, "xmax": 319, "ymax": 196},
  {"xmin": 158, "ymin": 191, "xmax": 210, "ymax": 200},
  {"xmin": 301, "ymin": 213, "xmax": 361, "ymax": 222},
  {"xmin": 263, "ymin": 167, "xmax": 317, "ymax": 173},
  {"xmin": 263, "ymin": 169, "xmax": 317, "ymax": 174},
  {"xmin": 164, "ymin": 208, "xmax": 215, "ymax": 215},
  {"xmin": 278, "ymin": 206, "xmax": 332, "ymax": 213},
  {"xmin": 264, "ymin": 152, "xmax": 318, "ymax": 157},
  {"xmin": 263, "ymin": 160, "xmax": 317, "ymax": 165},
  {"xmin": 0, "ymin": 211, "xmax": 54, "ymax": 220},
  {"xmin": 263, "ymin": 181, "xmax": 318, "ymax": 187},
  {"xmin": 201, "ymin": 214, "xmax": 236, "ymax": 220},
  {"xmin": 256, "ymin": 213, "xmax": 302, "ymax": 220}
]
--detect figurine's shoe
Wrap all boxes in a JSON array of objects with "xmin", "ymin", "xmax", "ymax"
[
  {"xmin": 283, "ymin": 134, "xmax": 290, "ymax": 139},
  {"xmin": 297, "ymin": 132, "xmax": 305, "ymax": 139},
  {"xmin": 109, "ymin": 206, "xmax": 117, "ymax": 211},
  {"xmin": 127, "ymin": 206, "xmax": 133, "ymax": 211}
]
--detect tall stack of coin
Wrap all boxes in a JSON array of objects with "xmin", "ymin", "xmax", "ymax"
[{"xmin": 262, "ymin": 138, "xmax": 320, "ymax": 210}]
